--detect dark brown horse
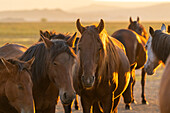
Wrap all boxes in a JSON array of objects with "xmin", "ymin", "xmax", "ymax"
[
  {"xmin": 111, "ymin": 17, "xmax": 148, "ymax": 107},
  {"xmin": 0, "ymin": 43, "xmax": 27, "ymax": 59},
  {"xmin": 128, "ymin": 17, "xmax": 148, "ymax": 40},
  {"xmin": 19, "ymin": 34, "xmax": 77, "ymax": 113},
  {"xmin": 0, "ymin": 58, "xmax": 34, "ymax": 113},
  {"xmin": 144, "ymin": 25, "xmax": 170, "ymax": 75},
  {"xmin": 73, "ymin": 19, "xmax": 131, "ymax": 113},
  {"xmin": 39, "ymin": 31, "xmax": 80, "ymax": 113},
  {"xmin": 159, "ymin": 55, "xmax": 170, "ymax": 113}
]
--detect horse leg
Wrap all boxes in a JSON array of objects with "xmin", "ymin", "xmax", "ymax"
[
  {"xmin": 93, "ymin": 101, "xmax": 102, "ymax": 113},
  {"xmin": 101, "ymin": 94, "xmax": 113, "ymax": 113},
  {"xmin": 122, "ymin": 76, "xmax": 133, "ymax": 110},
  {"xmin": 141, "ymin": 68, "xmax": 149, "ymax": 104},
  {"xmin": 74, "ymin": 94, "xmax": 80, "ymax": 110},
  {"xmin": 81, "ymin": 97, "xmax": 92, "ymax": 113},
  {"xmin": 112, "ymin": 96, "xmax": 121, "ymax": 113}
]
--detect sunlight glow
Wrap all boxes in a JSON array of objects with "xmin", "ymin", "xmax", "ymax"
[{"xmin": 95, "ymin": 0, "xmax": 170, "ymax": 2}]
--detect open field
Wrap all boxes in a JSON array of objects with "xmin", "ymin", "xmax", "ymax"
[
  {"xmin": 0, "ymin": 22, "xmax": 166, "ymax": 113},
  {"xmin": 0, "ymin": 22, "xmax": 170, "ymax": 47}
]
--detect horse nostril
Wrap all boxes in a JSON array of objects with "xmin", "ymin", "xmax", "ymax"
[
  {"xmin": 63, "ymin": 92, "xmax": 67, "ymax": 99},
  {"xmin": 81, "ymin": 76, "xmax": 85, "ymax": 82},
  {"xmin": 92, "ymin": 76, "xmax": 95, "ymax": 81}
]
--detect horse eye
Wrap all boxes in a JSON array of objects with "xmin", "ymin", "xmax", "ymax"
[
  {"xmin": 53, "ymin": 62, "xmax": 57, "ymax": 66},
  {"xmin": 18, "ymin": 84, "xmax": 24, "ymax": 90},
  {"xmin": 145, "ymin": 45, "xmax": 148, "ymax": 49}
]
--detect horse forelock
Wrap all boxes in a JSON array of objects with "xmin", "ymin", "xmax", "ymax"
[{"xmin": 151, "ymin": 30, "xmax": 170, "ymax": 63}]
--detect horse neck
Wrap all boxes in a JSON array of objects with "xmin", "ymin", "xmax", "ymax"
[{"xmin": 97, "ymin": 35, "xmax": 120, "ymax": 83}]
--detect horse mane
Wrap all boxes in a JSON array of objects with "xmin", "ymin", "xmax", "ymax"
[
  {"xmin": 0, "ymin": 59, "xmax": 28, "ymax": 71},
  {"xmin": 93, "ymin": 27, "xmax": 120, "ymax": 83},
  {"xmin": 19, "ymin": 40, "xmax": 76, "ymax": 85},
  {"xmin": 151, "ymin": 30, "xmax": 170, "ymax": 63},
  {"xmin": 50, "ymin": 33, "xmax": 70, "ymax": 40}
]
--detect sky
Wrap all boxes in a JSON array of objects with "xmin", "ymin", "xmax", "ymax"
[{"xmin": 0, "ymin": 0, "xmax": 169, "ymax": 11}]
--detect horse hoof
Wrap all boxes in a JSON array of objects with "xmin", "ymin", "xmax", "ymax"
[
  {"xmin": 125, "ymin": 105, "xmax": 132, "ymax": 110},
  {"xmin": 75, "ymin": 105, "xmax": 80, "ymax": 110},
  {"xmin": 132, "ymin": 100, "xmax": 137, "ymax": 104},
  {"xmin": 142, "ymin": 100, "xmax": 149, "ymax": 105}
]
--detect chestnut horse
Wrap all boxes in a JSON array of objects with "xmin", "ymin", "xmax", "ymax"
[
  {"xmin": 111, "ymin": 17, "xmax": 148, "ymax": 108},
  {"xmin": 144, "ymin": 25, "xmax": 170, "ymax": 75},
  {"xmin": 159, "ymin": 55, "xmax": 170, "ymax": 113},
  {"xmin": 0, "ymin": 43, "xmax": 27, "ymax": 59},
  {"xmin": 0, "ymin": 58, "xmax": 34, "ymax": 113},
  {"xmin": 73, "ymin": 19, "xmax": 131, "ymax": 113},
  {"xmin": 19, "ymin": 34, "xmax": 77, "ymax": 113}
]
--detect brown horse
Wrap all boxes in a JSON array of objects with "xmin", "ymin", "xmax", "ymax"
[
  {"xmin": 73, "ymin": 19, "xmax": 131, "ymax": 113},
  {"xmin": 159, "ymin": 55, "xmax": 170, "ymax": 113},
  {"xmin": 128, "ymin": 17, "xmax": 148, "ymax": 40},
  {"xmin": 144, "ymin": 25, "xmax": 170, "ymax": 75},
  {"xmin": 19, "ymin": 34, "xmax": 77, "ymax": 113},
  {"xmin": 39, "ymin": 30, "xmax": 80, "ymax": 113},
  {"xmin": 111, "ymin": 17, "xmax": 148, "ymax": 107},
  {"xmin": 0, "ymin": 43, "xmax": 27, "ymax": 59},
  {"xmin": 0, "ymin": 57, "xmax": 34, "ymax": 113}
]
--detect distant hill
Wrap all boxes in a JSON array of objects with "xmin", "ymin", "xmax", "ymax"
[
  {"xmin": 0, "ymin": 9, "xmax": 77, "ymax": 22},
  {"xmin": 0, "ymin": 3, "xmax": 170, "ymax": 22}
]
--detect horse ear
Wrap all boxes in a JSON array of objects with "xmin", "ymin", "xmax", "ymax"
[
  {"xmin": 149, "ymin": 26, "xmax": 155, "ymax": 36},
  {"xmin": 67, "ymin": 32, "xmax": 77, "ymax": 47},
  {"xmin": 130, "ymin": 17, "xmax": 133, "ymax": 23},
  {"xmin": 40, "ymin": 30, "xmax": 43, "ymax": 35},
  {"xmin": 23, "ymin": 57, "xmax": 35, "ymax": 70},
  {"xmin": 45, "ymin": 31, "xmax": 51, "ymax": 39},
  {"xmin": 137, "ymin": 16, "xmax": 140, "ymax": 22},
  {"xmin": 1, "ymin": 58, "xmax": 14, "ymax": 73},
  {"xmin": 161, "ymin": 23, "xmax": 166, "ymax": 33},
  {"xmin": 40, "ymin": 34, "xmax": 54, "ymax": 49},
  {"xmin": 76, "ymin": 19, "xmax": 86, "ymax": 34},
  {"xmin": 97, "ymin": 19, "xmax": 104, "ymax": 33}
]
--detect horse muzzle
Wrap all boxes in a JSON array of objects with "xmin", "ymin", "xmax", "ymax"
[
  {"xmin": 81, "ymin": 75, "xmax": 95, "ymax": 88},
  {"xmin": 60, "ymin": 91, "xmax": 76, "ymax": 105},
  {"xmin": 144, "ymin": 64, "xmax": 154, "ymax": 75}
]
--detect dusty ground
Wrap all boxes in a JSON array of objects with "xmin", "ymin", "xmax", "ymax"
[{"xmin": 55, "ymin": 68, "xmax": 163, "ymax": 113}]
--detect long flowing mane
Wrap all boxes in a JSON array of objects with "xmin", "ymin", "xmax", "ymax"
[
  {"xmin": 95, "ymin": 28, "xmax": 120, "ymax": 82},
  {"xmin": 19, "ymin": 40, "xmax": 76, "ymax": 85},
  {"xmin": 151, "ymin": 30, "xmax": 170, "ymax": 63}
]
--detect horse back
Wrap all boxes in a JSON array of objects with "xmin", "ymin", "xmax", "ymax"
[
  {"xmin": 111, "ymin": 29, "xmax": 146, "ymax": 69},
  {"xmin": 0, "ymin": 43, "xmax": 27, "ymax": 59}
]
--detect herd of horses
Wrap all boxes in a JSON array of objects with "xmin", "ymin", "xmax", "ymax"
[{"xmin": 0, "ymin": 17, "xmax": 169, "ymax": 113}]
